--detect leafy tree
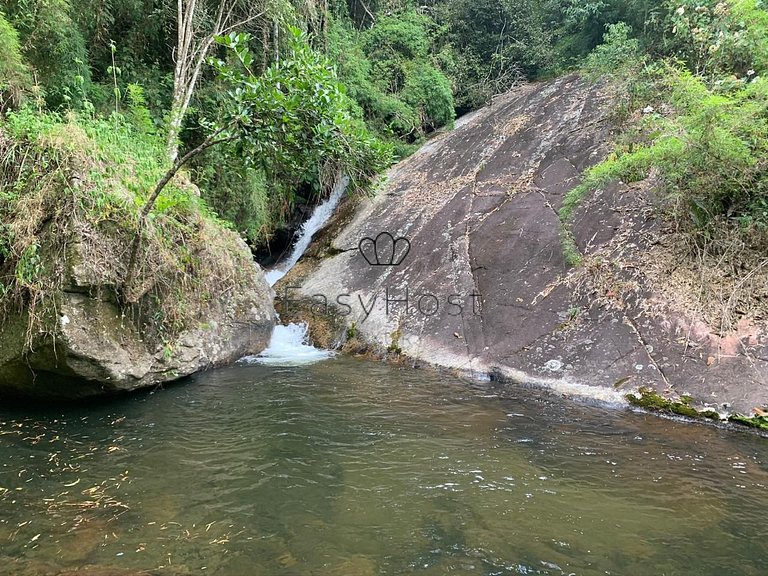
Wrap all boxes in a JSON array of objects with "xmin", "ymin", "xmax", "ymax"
[
  {"xmin": 401, "ymin": 61, "xmax": 454, "ymax": 131},
  {"xmin": 362, "ymin": 9, "xmax": 429, "ymax": 60},
  {"xmin": 212, "ymin": 28, "xmax": 391, "ymax": 191},
  {"xmin": 541, "ymin": 0, "xmax": 665, "ymax": 73},
  {"xmin": 436, "ymin": 0, "xmax": 553, "ymax": 109},
  {"xmin": 123, "ymin": 27, "xmax": 392, "ymax": 295},
  {"xmin": 328, "ymin": 10, "xmax": 454, "ymax": 143}
]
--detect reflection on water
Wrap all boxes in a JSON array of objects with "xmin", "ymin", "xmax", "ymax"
[{"xmin": 0, "ymin": 357, "xmax": 767, "ymax": 575}]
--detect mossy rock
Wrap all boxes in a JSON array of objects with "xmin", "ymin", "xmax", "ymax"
[
  {"xmin": 729, "ymin": 414, "xmax": 768, "ymax": 431},
  {"xmin": 0, "ymin": 121, "xmax": 276, "ymax": 398},
  {"xmin": 626, "ymin": 387, "xmax": 721, "ymax": 421}
]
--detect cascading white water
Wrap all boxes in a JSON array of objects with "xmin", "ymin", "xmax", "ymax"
[
  {"xmin": 252, "ymin": 175, "xmax": 350, "ymax": 365},
  {"xmin": 240, "ymin": 323, "xmax": 335, "ymax": 365},
  {"xmin": 264, "ymin": 175, "xmax": 350, "ymax": 287}
]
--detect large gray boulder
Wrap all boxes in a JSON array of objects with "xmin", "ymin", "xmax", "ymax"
[
  {"xmin": 0, "ymin": 224, "xmax": 275, "ymax": 399},
  {"xmin": 279, "ymin": 75, "xmax": 768, "ymax": 416}
]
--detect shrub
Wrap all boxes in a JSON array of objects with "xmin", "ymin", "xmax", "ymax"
[
  {"xmin": 665, "ymin": 0, "xmax": 768, "ymax": 79},
  {"xmin": 562, "ymin": 63, "xmax": 768, "ymax": 250},
  {"xmin": 401, "ymin": 62, "xmax": 455, "ymax": 131},
  {"xmin": 327, "ymin": 13, "xmax": 454, "ymax": 143},
  {"xmin": 193, "ymin": 145, "xmax": 273, "ymax": 246},
  {"xmin": 584, "ymin": 22, "xmax": 642, "ymax": 76},
  {"xmin": 437, "ymin": 0, "xmax": 554, "ymax": 108},
  {"xmin": 362, "ymin": 11, "xmax": 431, "ymax": 61}
]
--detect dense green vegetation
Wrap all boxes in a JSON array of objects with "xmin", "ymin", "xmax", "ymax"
[
  {"xmin": 0, "ymin": 106, "xmax": 254, "ymax": 346},
  {"xmin": 555, "ymin": 1, "xmax": 768, "ymax": 271},
  {"xmin": 1, "ymin": 0, "xmax": 767, "ymax": 266}
]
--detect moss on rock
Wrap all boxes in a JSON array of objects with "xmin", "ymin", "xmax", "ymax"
[
  {"xmin": 0, "ymin": 112, "xmax": 275, "ymax": 398},
  {"xmin": 728, "ymin": 414, "xmax": 768, "ymax": 431},
  {"xmin": 626, "ymin": 387, "xmax": 722, "ymax": 421}
]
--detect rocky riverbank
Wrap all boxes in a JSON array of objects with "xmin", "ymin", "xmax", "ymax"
[
  {"xmin": 277, "ymin": 74, "xmax": 768, "ymax": 426},
  {"xmin": 0, "ymin": 119, "xmax": 275, "ymax": 399}
]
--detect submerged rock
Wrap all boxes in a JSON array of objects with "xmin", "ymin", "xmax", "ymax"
[{"xmin": 278, "ymin": 74, "xmax": 768, "ymax": 417}]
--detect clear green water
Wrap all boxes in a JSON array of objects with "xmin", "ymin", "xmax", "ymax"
[{"xmin": 1, "ymin": 357, "xmax": 767, "ymax": 575}]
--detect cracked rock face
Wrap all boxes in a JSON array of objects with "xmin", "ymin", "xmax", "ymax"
[{"xmin": 280, "ymin": 74, "xmax": 768, "ymax": 415}]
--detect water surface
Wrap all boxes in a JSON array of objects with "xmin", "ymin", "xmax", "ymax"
[{"xmin": 1, "ymin": 357, "xmax": 766, "ymax": 575}]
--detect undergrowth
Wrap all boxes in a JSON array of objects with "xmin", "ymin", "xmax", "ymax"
[
  {"xmin": 559, "ymin": 5, "xmax": 768, "ymax": 331},
  {"xmin": 0, "ymin": 108, "xmax": 252, "ymax": 353},
  {"xmin": 555, "ymin": 1, "xmax": 768, "ymax": 334},
  {"xmin": 563, "ymin": 64, "xmax": 768, "ymax": 243}
]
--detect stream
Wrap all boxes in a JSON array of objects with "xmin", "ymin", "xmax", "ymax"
[
  {"xmin": 1, "ymin": 357, "xmax": 767, "ymax": 575},
  {"xmin": 2, "ymin": 177, "xmax": 767, "ymax": 575}
]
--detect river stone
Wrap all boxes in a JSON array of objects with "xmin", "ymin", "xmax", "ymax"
[
  {"xmin": 0, "ymin": 233, "xmax": 275, "ymax": 399},
  {"xmin": 278, "ymin": 74, "xmax": 768, "ymax": 416}
]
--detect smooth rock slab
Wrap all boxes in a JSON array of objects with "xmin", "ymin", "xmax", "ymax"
[{"xmin": 279, "ymin": 75, "xmax": 768, "ymax": 416}]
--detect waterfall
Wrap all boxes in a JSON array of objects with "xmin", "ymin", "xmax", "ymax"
[
  {"xmin": 247, "ymin": 175, "xmax": 349, "ymax": 365},
  {"xmin": 240, "ymin": 323, "xmax": 335, "ymax": 366},
  {"xmin": 264, "ymin": 174, "xmax": 350, "ymax": 287}
]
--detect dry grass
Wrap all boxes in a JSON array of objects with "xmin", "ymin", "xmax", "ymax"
[
  {"xmin": 557, "ymin": 201, "xmax": 768, "ymax": 341},
  {"xmin": 0, "ymin": 130, "xmax": 73, "ymax": 348},
  {"xmin": 640, "ymin": 227, "xmax": 768, "ymax": 335},
  {"xmin": 0, "ymin": 122, "xmax": 256, "ymax": 353}
]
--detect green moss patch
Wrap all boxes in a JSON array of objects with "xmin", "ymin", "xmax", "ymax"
[
  {"xmin": 628, "ymin": 388, "xmax": 768, "ymax": 434},
  {"xmin": 626, "ymin": 387, "xmax": 721, "ymax": 420},
  {"xmin": 728, "ymin": 414, "xmax": 768, "ymax": 432}
]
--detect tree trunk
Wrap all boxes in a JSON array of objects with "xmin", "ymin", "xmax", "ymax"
[
  {"xmin": 166, "ymin": 0, "xmax": 265, "ymax": 163},
  {"xmin": 123, "ymin": 126, "xmax": 236, "ymax": 304},
  {"xmin": 273, "ymin": 18, "xmax": 279, "ymax": 62}
]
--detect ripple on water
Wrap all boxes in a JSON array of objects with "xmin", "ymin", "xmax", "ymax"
[{"xmin": 0, "ymin": 357, "xmax": 767, "ymax": 575}]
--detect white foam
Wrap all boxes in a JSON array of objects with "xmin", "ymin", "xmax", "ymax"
[
  {"xmin": 491, "ymin": 365, "xmax": 629, "ymax": 407},
  {"xmin": 265, "ymin": 175, "xmax": 350, "ymax": 286},
  {"xmin": 241, "ymin": 323, "xmax": 335, "ymax": 366}
]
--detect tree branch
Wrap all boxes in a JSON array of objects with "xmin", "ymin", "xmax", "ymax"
[
  {"xmin": 360, "ymin": 0, "xmax": 375, "ymax": 26},
  {"xmin": 123, "ymin": 123, "xmax": 238, "ymax": 303},
  {"xmin": 218, "ymin": 10, "xmax": 265, "ymax": 37},
  {"xmin": 167, "ymin": 1, "xmax": 266, "ymax": 162},
  {"xmin": 142, "ymin": 128, "xmax": 235, "ymax": 220}
]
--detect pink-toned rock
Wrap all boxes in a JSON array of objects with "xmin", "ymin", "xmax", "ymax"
[{"xmin": 280, "ymin": 74, "xmax": 768, "ymax": 417}]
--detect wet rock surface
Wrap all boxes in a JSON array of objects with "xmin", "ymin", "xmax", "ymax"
[{"xmin": 279, "ymin": 74, "xmax": 767, "ymax": 416}]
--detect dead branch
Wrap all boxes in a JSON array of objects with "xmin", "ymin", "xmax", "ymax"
[{"xmin": 167, "ymin": 0, "xmax": 265, "ymax": 162}]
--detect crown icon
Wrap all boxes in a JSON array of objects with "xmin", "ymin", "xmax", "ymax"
[{"xmin": 358, "ymin": 232, "xmax": 411, "ymax": 266}]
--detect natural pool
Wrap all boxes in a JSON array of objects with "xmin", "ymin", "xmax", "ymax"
[{"xmin": 0, "ymin": 356, "xmax": 767, "ymax": 575}]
